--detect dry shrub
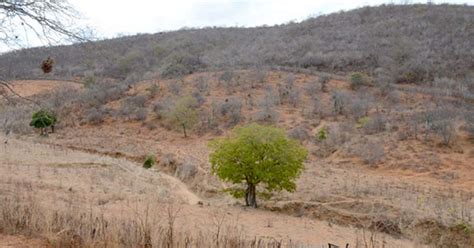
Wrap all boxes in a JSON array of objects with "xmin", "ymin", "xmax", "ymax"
[
  {"xmin": 287, "ymin": 125, "xmax": 311, "ymax": 143},
  {"xmin": 0, "ymin": 194, "xmax": 303, "ymax": 248}
]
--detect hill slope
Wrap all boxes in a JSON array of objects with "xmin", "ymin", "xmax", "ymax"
[{"xmin": 0, "ymin": 4, "xmax": 472, "ymax": 82}]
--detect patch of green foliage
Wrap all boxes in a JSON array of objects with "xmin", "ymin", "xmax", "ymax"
[
  {"xmin": 143, "ymin": 154, "xmax": 156, "ymax": 169},
  {"xmin": 317, "ymin": 127, "xmax": 327, "ymax": 141},
  {"xmin": 29, "ymin": 109, "xmax": 57, "ymax": 136},
  {"xmin": 357, "ymin": 116, "xmax": 371, "ymax": 128},
  {"xmin": 349, "ymin": 72, "xmax": 369, "ymax": 90},
  {"xmin": 209, "ymin": 123, "xmax": 307, "ymax": 208}
]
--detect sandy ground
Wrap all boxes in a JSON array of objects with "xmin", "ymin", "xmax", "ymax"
[
  {"xmin": 0, "ymin": 234, "xmax": 48, "ymax": 248},
  {"xmin": 7, "ymin": 80, "xmax": 82, "ymax": 97}
]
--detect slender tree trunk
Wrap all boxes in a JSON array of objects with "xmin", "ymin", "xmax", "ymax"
[
  {"xmin": 182, "ymin": 124, "xmax": 187, "ymax": 138},
  {"xmin": 245, "ymin": 183, "xmax": 257, "ymax": 208}
]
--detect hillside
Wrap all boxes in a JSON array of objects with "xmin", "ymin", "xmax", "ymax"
[
  {"xmin": 0, "ymin": 3, "xmax": 473, "ymax": 248},
  {"xmin": 0, "ymin": 4, "xmax": 473, "ymax": 83}
]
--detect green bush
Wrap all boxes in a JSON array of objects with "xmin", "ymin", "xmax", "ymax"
[
  {"xmin": 349, "ymin": 72, "xmax": 368, "ymax": 90},
  {"xmin": 29, "ymin": 109, "xmax": 57, "ymax": 136},
  {"xmin": 317, "ymin": 127, "xmax": 327, "ymax": 141},
  {"xmin": 357, "ymin": 116, "xmax": 371, "ymax": 128},
  {"xmin": 143, "ymin": 154, "xmax": 156, "ymax": 169}
]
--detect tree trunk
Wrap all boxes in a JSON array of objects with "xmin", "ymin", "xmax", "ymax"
[
  {"xmin": 182, "ymin": 124, "xmax": 187, "ymax": 138},
  {"xmin": 245, "ymin": 183, "xmax": 257, "ymax": 208}
]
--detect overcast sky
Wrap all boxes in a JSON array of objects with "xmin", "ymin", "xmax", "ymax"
[{"xmin": 71, "ymin": 0, "xmax": 473, "ymax": 38}]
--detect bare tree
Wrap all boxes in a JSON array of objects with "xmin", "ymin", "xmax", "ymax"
[
  {"xmin": 0, "ymin": 0, "xmax": 90, "ymax": 104},
  {"xmin": 0, "ymin": 0, "xmax": 89, "ymax": 47}
]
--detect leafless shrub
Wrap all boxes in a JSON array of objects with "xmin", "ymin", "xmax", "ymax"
[
  {"xmin": 374, "ymin": 68, "xmax": 396, "ymax": 96},
  {"xmin": 303, "ymin": 97, "xmax": 322, "ymax": 119},
  {"xmin": 126, "ymin": 95, "xmax": 147, "ymax": 108},
  {"xmin": 192, "ymin": 90, "xmax": 206, "ymax": 107},
  {"xmin": 175, "ymin": 160, "xmax": 198, "ymax": 181},
  {"xmin": 153, "ymin": 97, "xmax": 173, "ymax": 119},
  {"xmin": 316, "ymin": 125, "xmax": 350, "ymax": 157},
  {"xmin": 197, "ymin": 107, "xmax": 220, "ymax": 135},
  {"xmin": 194, "ymin": 75, "xmax": 209, "ymax": 94},
  {"xmin": 120, "ymin": 95, "xmax": 148, "ymax": 119},
  {"xmin": 254, "ymin": 94, "xmax": 279, "ymax": 124},
  {"xmin": 133, "ymin": 108, "xmax": 148, "ymax": 121},
  {"xmin": 0, "ymin": 105, "xmax": 32, "ymax": 134},
  {"xmin": 84, "ymin": 107, "xmax": 106, "ymax": 125},
  {"xmin": 288, "ymin": 88, "xmax": 300, "ymax": 107},
  {"xmin": 432, "ymin": 119, "xmax": 455, "ymax": 146},
  {"xmin": 79, "ymin": 82, "xmax": 128, "ymax": 109},
  {"xmin": 332, "ymin": 90, "xmax": 351, "ymax": 117},
  {"xmin": 249, "ymin": 69, "xmax": 266, "ymax": 88},
  {"xmin": 319, "ymin": 75, "xmax": 330, "ymax": 92},
  {"xmin": 354, "ymin": 139, "xmax": 385, "ymax": 166},
  {"xmin": 351, "ymin": 98, "xmax": 371, "ymax": 121},
  {"xmin": 277, "ymin": 74, "xmax": 296, "ymax": 105},
  {"xmin": 288, "ymin": 125, "xmax": 311, "ymax": 142},
  {"xmin": 159, "ymin": 153, "xmax": 178, "ymax": 172},
  {"xmin": 219, "ymin": 70, "xmax": 239, "ymax": 94},
  {"xmin": 304, "ymin": 80, "xmax": 319, "ymax": 98},
  {"xmin": 167, "ymin": 80, "xmax": 182, "ymax": 95},
  {"xmin": 217, "ymin": 97, "xmax": 242, "ymax": 127},
  {"xmin": 363, "ymin": 114, "xmax": 387, "ymax": 134}
]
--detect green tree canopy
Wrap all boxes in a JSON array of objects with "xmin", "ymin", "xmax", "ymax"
[
  {"xmin": 209, "ymin": 123, "xmax": 307, "ymax": 208},
  {"xmin": 30, "ymin": 109, "xmax": 56, "ymax": 136}
]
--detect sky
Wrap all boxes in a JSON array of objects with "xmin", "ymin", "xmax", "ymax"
[
  {"xmin": 70, "ymin": 0, "xmax": 473, "ymax": 39},
  {"xmin": 0, "ymin": 0, "xmax": 471, "ymax": 52}
]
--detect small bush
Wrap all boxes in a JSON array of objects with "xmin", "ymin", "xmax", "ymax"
[
  {"xmin": 218, "ymin": 97, "xmax": 242, "ymax": 127},
  {"xmin": 194, "ymin": 76, "xmax": 209, "ymax": 94},
  {"xmin": 317, "ymin": 127, "xmax": 327, "ymax": 141},
  {"xmin": 255, "ymin": 95, "xmax": 279, "ymax": 124},
  {"xmin": 319, "ymin": 75, "xmax": 330, "ymax": 92},
  {"xmin": 332, "ymin": 90, "xmax": 351, "ymax": 116},
  {"xmin": 288, "ymin": 125, "xmax": 311, "ymax": 142},
  {"xmin": 305, "ymin": 81, "xmax": 319, "ymax": 97},
  {"xmin": 153, "ymin": 98, "xmax": 173, "ymax": 119},
  {"xmin": 349, "ymin": 72, "xmax": 368, "ymax": 90},
  {"xmin": 30, "ymin": 109, "xmax": 57, "ymax": 136},
  {"xmin": 288, "ymin": 89, "xmax": 300, "ymax": 107},
  {"xmin": 350, "ymin": 98, "xmax": 370, "ymax": 120},
  {"xmin": 362, "ymin": 114, "xmax": 387, "ymax": 134},
  {"xmin": 357, "ymin": 116, "xmax": 371, "ymax": 128},
  {"xmin": 175, "ymin": 161, "xmax": 198, "ymax": 181},
  {"xmin": 192, "ymin": 91, "xmax": 205, "ymax": 107},
  {"xmin": 167, "ymin": 80, "xmax": 182, "ymax": 95},
  {"xmin": 357, "ymin": 140, "xmax": 385, "ymax": 166},
  {"xmin": 84, "ymin": 107, "xmax": 105, "ymax": 125},
  {"xmin": 143, "ymin": 154, "xmax": 156, "ymax": 169},
  {"xmin": 133, "ymin": 108, "xmax": 148, "ymax": 121}
]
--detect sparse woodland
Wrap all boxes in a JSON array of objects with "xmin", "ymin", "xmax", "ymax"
[{"xmin": 0, "ymin": 3, "xmax": 473, "ymax": 248}]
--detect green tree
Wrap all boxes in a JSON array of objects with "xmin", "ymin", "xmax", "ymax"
[
  {"xmin": 209, "ymin": 124, "xmax": 307, "ymax": 208},
  {"xmin": 29, "ymin": 109, "xmax": 57, "ymax": 136},
  {"xmin": 166, "ymin": 96, "xmax": 198, "ymax": 138}
]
